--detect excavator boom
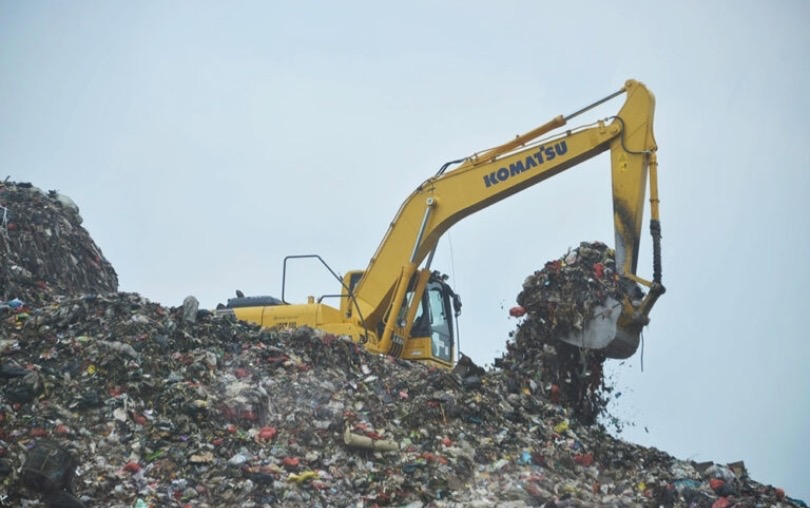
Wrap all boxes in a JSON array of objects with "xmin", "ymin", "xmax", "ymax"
[{"xmin": 349, "ymin": 79, "xmax": 663, "ymax": 358}]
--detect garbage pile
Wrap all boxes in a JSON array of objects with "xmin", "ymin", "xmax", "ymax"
[
  {"xmin": 0, "ymin": 180, "xmax": 118, "ymax": 306},
  {"xmin": 503, "ymin": 242, "xmax": 621, "ymax": 425},
  {"xmin": 0, "ymin": 295, "xmax": 805, "ymax": 507},
  {"xmin": 0, "ymin": 184, "xmax": 805, "ymax": 507}
]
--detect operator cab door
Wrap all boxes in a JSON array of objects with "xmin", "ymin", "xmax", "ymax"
[{"xmin": 407, "ymin": 280, "xmax": 455, "ymax": 365}]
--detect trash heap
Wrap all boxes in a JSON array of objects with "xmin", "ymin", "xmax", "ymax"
[
  {"xmin": 0, "ymin": 184, "xmax": 805, "ymax": 507},
  {"xmin": 0, "ymin": 298, "xmax": 803, "ymax": 508},
  {"xmin": 503, "ymin": 242, "xmax": 621, "ymax": 425},
  {"xmin": 0, "ymin": 180, "xmax": 118, "ymax": 306}
]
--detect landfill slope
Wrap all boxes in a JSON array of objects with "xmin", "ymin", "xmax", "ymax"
[
  {"xmin": 0, "ymin": 181, "xmax": 118, "ymax": 305},
  {"xmin": 0, "ymin": 183, "xmax": 805, "ymax": 508}
]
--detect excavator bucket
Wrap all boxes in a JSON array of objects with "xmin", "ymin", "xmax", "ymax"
[
  {"xmin": 516, "ymin": 240, "xmax": 663, "ymax": 361},
  {"xmin": 557, "ymin": 297, "xmax": 639, "ymax": 359},
  {"xmin": 557, "ymin": 280, "xmax": 664, "ymax": 359}
]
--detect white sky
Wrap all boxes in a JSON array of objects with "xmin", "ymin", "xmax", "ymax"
[{"xmin": 2, "ymin": 1, "xmax": 809, "ymax": 501}]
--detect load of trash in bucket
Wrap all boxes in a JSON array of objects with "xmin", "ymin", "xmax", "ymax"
[
  {"xmin": 0, "ymin": 180, "xmax": 805, "ymax": 507},
  {"xmin": 500, "ymin": 241, "xmax": 621, "ymax": 426}
]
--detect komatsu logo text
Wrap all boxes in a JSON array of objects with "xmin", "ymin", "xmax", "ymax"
[{"xmin": 483, "ymin": 141, "xmax": 568, "ymax": 188}]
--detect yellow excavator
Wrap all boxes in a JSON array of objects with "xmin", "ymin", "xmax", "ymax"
[{"xmin": 217, "ymin": 79, "xmax": 665, "ymax": 368}]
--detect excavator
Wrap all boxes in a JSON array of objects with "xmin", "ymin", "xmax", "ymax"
[{"xmin": 217, "ymin": 79, "xmax": 665, "ymax": 368}]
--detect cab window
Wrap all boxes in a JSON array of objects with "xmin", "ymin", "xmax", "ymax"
[{"xmin": 427, "ymin": 286, "xmax": 452, "ymax": 362}]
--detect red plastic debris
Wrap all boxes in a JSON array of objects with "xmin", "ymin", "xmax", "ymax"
[
  {"xmin": 30, "ymin": 428, "xmax": 47, "ymax": 437},
  {"xmin": 234, "ymin": 368, "xmax": 251, "ymax": 379},
  {"xmin": 574, "ymin": 452, "xmax": 594, "ymax": 466},
  {"xmin": 421, "ymin": 453, "xmax": 449, "ymax": 465},
  {"xmin": 509, "ymin": 305, "xmax": 526, "ymax": 317},
  {"xmin": 282, "ymin": 456, "xmax": 300, "ymax": 468},
  {"xmin": 550, "ymin": 384, "xmax": 561, "ymax": 403},
  {"xmin": 709, "ymin": 478, "xmax": 725, "ymax": 491},
  {"xmin": 257, "ymin": 426, "xmax": 277, "ymax": 441},
  {"xmin": 123, "ymin": 461, "xmax": 141, "ymax": 473},
  {"xmin": 711, "ymin": 497, "xmax": 732, "ymax": 508},
  {"xmin": 775, "ymin": 488, "xmax": 785, "ymax": 500},
  {"xmin": 593, "ymin": 262, "xmax": 605, "ymax": 278}
]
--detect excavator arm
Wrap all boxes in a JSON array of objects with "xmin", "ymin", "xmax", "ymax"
[{"xmin": 349, "ymin": 79, "xmax": 663, "ymax": 358}]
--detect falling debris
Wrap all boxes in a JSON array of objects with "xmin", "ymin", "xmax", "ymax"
[
  {"xmin": 0, "ymin": 182, "xmax": 805, "ymax": 507},
  {"xmin": 503, "ymin": 242, "xmax": 622, "ymax": 424}
]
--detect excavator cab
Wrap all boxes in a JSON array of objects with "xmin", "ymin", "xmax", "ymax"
[
  {"xmin": 395, "ymin": 272, "xmax": 460, "ymax": 367},
  {"xmin": 412, "ymin": 275, "xmax": 460, "ymax": 362},
  {"xmin": 341, "ymin": 267, "xmax": 460, "ymax": 366}
]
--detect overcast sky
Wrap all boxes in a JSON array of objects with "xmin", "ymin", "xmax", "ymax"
[{"xmin": 2, "ymin": 1, "xmax": 809, "ymax": 500}]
